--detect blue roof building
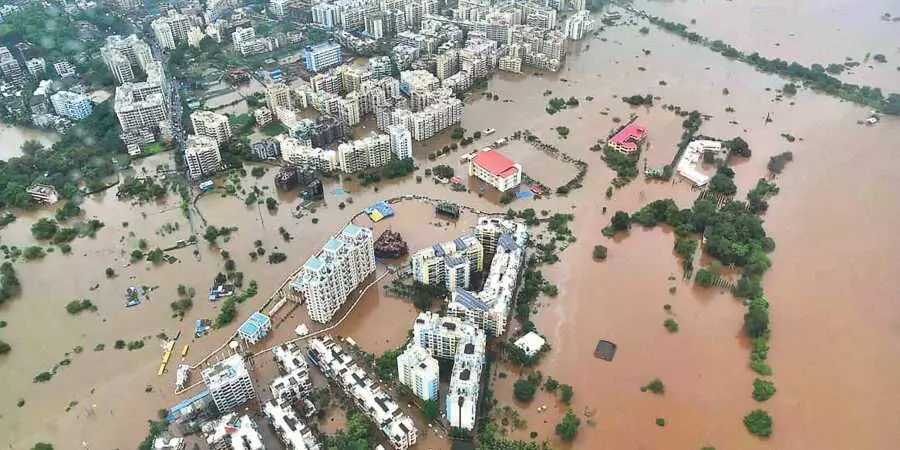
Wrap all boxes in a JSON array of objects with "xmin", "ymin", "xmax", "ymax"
[{"xmin": 238, "ymin": 311, "xmax": 271, "ymax": 345}]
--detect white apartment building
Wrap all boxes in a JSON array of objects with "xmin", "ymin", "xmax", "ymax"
[
  {"xmin": 397, "ymin": 345, "xmax": 439, "ymax": 401},
  {"xmin": 202, "ymin": 354, "xmax": 256, "ymax": 413},
  {"xmin": 335, "ymin": 64, "xmax": 372, "ymax": 93},
  {"xmin": 400, "ymin": 69, "xmax": 440, "ymax": 97},
  {"xmin": 460, "ymin": 37, "xmax": 498, "ymax": 81},
  {"xmin": 410, "ymin": 234, "xmax": 483, "ymax": 288},
  {"xmin": 388, "ymin": 124, "xmax": 413, "ymax": 160},
  {"xmin": 50, "ymin": 91, "xmax": 93, "ymax": 120},
  {"xmin": 389, "ymin": 97, "xmax": 463, "ymax": 141},
  {"xmin": 337, "ymin": 133, "xmax": 391, "ymax": 173},
  {"xmin": 53, "ymin": 60, "xmax": 76, "ymax": 78},
  {"xmin": 271, "ymin": 342, "xmax": 314, "ymax": 403},
  {"xmin": 151, "ymin": 11, "xmax": 192, "ymax": 50},
  {"xmin": 304, "ymin": 41, "xmax": 342, "ymax": 73},
  {"xmin": 311, "ymin": 2, "xmax": 340, "ymax": 28},
  {"xmin": 310, "ymin": 71, "xmax": 343, "ymax": 95},
  {"xmin": 308, "ymin": 336, "xmax": 418, "ymax": 450},
  {"xmin": 265, "ymin": 82, "xmax": 294, "ymax": 119},
  {"xmin": 409, "ymin": 311, "xmax": 486, "ymax": 430},
  {"xmin": 268, "ymin": 0, "xmax": 291, "ymax": 18},
  {"xmin": 204, "ymin": 413, "xmax": 264, "ymax": 450},
  {"xmin": 524, "ymin": 3, "xmax": 557, "ymax": 30},
  {"xmin": 469, "ymin": 148, "xmax": 522, "ymax": 192},
  {"xmin": 185, "ymin": 134, "xmax": 222, "ymax": 179},
  {"xmin": 564, "ymin": 10, "xmax": 595, "ymax": 40},
  {"xmin": 190, "ymin": 110, "xmax": 232, "ymax": 145},
  {"xmin": 254, "ymin": 107, "xmax": 273, "ymax": 126},
  {"xmin": 0, "ymin": 47, "xmax": 23, "ymax": 84},
  {"xmin": 25, "ymin": 57, "xmax": 45, "ymax": 77},
  {"xmin": 447, "ymin": 217, "xmax": 528, "ymax": 336},
  {"xmin": 277, "ymin": 135, "xmax": 339, "ymax": 172},
  {"xmin": 263, "ymin": 401, "xmax": 321, "ymax": 450},
  {"xmin": 101, "ymin": 35, "xmax": 153, "ymax": 84},
  {"xmin": 435, "ymin": 50, "xmax": 460, "ymax": 80},
  {"xmin": 114, "ymin": 64, "xmax": 168, "ymax": 135},
  {"xmin": 291, "ymin": 224, "xmax": 375, "ymax": 323},
  {"xmin": 369, "ymin": 56, "xmax": 392, "ymax": 77},
  {"xmin": 337, "ymin": 96, "xmax": 361, "ymax": 126}
]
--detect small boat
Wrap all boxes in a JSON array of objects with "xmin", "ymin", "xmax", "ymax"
[
  {"xmin": 484, "ymin": 128, "xmax": 496, "ymax": 135},
  {"xmin": 126, "ymin": 299, "xmax": 141, "ymax": 307},
  {"xmin": 181, "ymin": 344, "xmax": 189, "ymax": 357}
]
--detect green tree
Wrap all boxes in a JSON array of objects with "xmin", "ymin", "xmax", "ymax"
[
  {"xmin": 375, "ymin": 349, "xmax": 401, "ymax": 381},
  {"xmin": 752, "ymin": 378, "xmax": 776, "ymax": 401},
  {"xmin": 674, "ymin": 237, "xmax": 698, "ymax": 261},
  {"xmin": 558, "ymin": 384, "xmax": 574, "ymax": 404},
  {"xmin": 325, "ymin": 411, "xmax": 374, "ymax": 449},
  {"xmin": 265, "ymin": 197, "xmax": 278, "ymax": 211},
  {"xmin": 30, "ymin": 218, "xmax": 59, "ymax": 240},
  {"xmin": 555, "ymin": 410, "xmax": 581, "ymax": 441},
  {"xmin": 0, "ymin": 339, "xmax": 10, "ymax": 354},
  {"xmin": 31, "ymin": 444, "xmax": 53, "ymax": 450},
  {"xmin": 695, "ymin": 268, "xmax": 716, "ymax": 286},
  {"xmin": 147, "ymin": 248, "xmax": 165, "ymax": 263},
  {"xmin": 744, "ymin": 297, "xmax": 770, "ymax": 338},
  {"xmin": 709, "ymin": 171, "xmax": 737, "ymax": 196},
  {"xmin": 592, "ymin": 245, "xmax": 608, "ymax": 260},
  {"xmin": 513, "ymin": 379, "xmax": 537, "ymax": 402},
  {"xmin": 743, "ymin": 409, "xmax": 773, "ymax": 437},
  {"xmin": 641, "ymin": 378, "xmax": 665, "ymax": 394},
  {"xmin": 610, "ymin": 211, "xmax": 631, "ymax": 231},
  {"xmin": 726, "ymin": 137, "xmax": 751, "ymax": 157},
  {"xmin": 421, "ymin": 399, "xmax": 439, "ymax": 420},
  {"xmin": 664, "ymin": 318, "xmax": 680, "ymax": 332}
]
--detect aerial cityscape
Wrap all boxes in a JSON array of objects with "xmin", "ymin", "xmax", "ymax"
[{"xmin": 0, "ymin": 0, "xmax": 899, "ymax": 449}]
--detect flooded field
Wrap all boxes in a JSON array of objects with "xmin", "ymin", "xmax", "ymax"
[
  {"xmin": 0, "ymin": 125, "xmax": 59, "ymax": 160},
  {"xmin": 2, "ymin": 1, "xmax": 900, "ymax": 449}
]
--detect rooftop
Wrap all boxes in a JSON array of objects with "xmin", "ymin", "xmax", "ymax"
[
  {"xmin": 473, "ymin": 149, "xmax": 519, "ymax": 178},
  {"xmin": 609, "ymin": 123, "xmax": 648, "ymax": 152}
]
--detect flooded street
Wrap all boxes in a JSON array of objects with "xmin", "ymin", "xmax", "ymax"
[{"xmin": 2, "ymin": 1, "xmax": 900, "ymax": 448}]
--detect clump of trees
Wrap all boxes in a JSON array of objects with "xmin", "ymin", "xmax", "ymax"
[
  {"xmin": 431, "ymin": 165, "xmax": 454, "ymax": 179},
  {"xmin": 767, "ymin": 151, "xmax": 794, "ymax": 174},
  {"xmin": 622, "ymin": 94, "xmax": 654, "ymax": 106},
  {"xmin": 513, "ymin": 372, "xmax": 543, "ymax": 402},
  {"xmin": 601, "ymin": 147, "xmax": 640, "ymax": 183},
  {"xmin": 725, "ymin": 137, "xmax": 751, "ymax": 158},
  {"xmin": 752, "ymin": 378, "xmax": 777, "ymax": 401},
  {"xmin": 708, "ymin": 166, "xmax": 737, "ymax": 196},
  {"xmin": 65, "ymin": 299, "xmax": 96, "ymax": 314},
  {"xmin": 743, "ymin": 410, "xmax": 773, "ymax": 437},
  {"xmin": 664, "ymin": 318, "xmax": 680, "ymax": 332},
  {"xmin": 641, "ymin": 378, "xmax": 665, "ymax": 394},
  {"xmin": 375, "ymin": 349, "xmax": 401, "ymax": 381},
  {"xmin": 555, "ymin": 410, "xmax": 581, "ymax": 441},
  {"xmin": 592, "ymin": 245, "xmax": 608, "ymax": 260}
]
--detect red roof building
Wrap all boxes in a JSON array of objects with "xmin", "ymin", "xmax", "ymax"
[
  {"xmin": 469, "ymin": 149, "xmax": 523, "ymax": 192},
  {"xmin": 608, "ymin": 123, "xmax": 648, "ymax": 153}
]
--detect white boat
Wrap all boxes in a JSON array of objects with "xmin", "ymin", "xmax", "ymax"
[{"xmin": 484, "ymin": 128, "xmax": 496, "ymax": 135}]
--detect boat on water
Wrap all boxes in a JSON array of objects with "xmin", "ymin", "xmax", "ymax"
[
  {"xmin": 484, "ymin": 128, "xmax": 496, "ymax": 135},
  {"xmin": 126, "ymin": 299, "xmax": 140, "ymax": 307}
]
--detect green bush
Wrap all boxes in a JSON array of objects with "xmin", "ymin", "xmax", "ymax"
[
  {"xmin": 65, "ymin": 299, "xmax": 95, "ymax": 314},
  {"xmin": 752, "ymin": 378, "xmax": 776, "ymax": 401},
  {"xmin": 558, "ymin": 384, "xmax": 574, "ymax": 404},
  {"xmin": 592, "ymin": 245, "xmax": 608, "ymax": 260},
  {"xmin": 743, "ymin": 410, "xmax": 773, "ymax": 437},
  {"xmin": 513, "ymin": 378, "xmax": 537, "ymax": 402},
  {"xmin": 641, "ymin": 378, "xmax": 665, "ymax": 394},
  {"xmin": 664, "ymin": 318, "xmax": 679, "ymax": 333},
  {"xmin": 555, "ymin": 410, "xmax": 581, "ymax": 441}
]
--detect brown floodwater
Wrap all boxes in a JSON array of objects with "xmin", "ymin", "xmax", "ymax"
[
  {"xmin": 2, "ymin": 2, "xmax": 900, "ymax": 449},
  {"xmin": 0, "ymin": 125, "xmax": 59, "ymax": 160}
]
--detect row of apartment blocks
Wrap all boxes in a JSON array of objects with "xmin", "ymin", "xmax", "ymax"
[
  {"xmin": 274, "ymin": 123, "xmax": 411, "ymax": 174},
  {"xmin": 410, "ymin": 216, "xmax": 529, "ymax": 336},
  {"xmin": 399, "ymin": 311, "xmax": 488, "ymax": 430},
  {"xmin": 289, "ymin": 223, "xmax": 376, "ymax": 323},
  {"xmin": 201, "ymin": 346, "xmax": 321, "ymax": 450},
  {"xmin": 308, "ymin": 336, "xmax": 418, "ymax": 449}
]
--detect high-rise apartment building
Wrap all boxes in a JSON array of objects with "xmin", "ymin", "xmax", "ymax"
[
  {"xmin": 290, "ymin": 224, "xmax": 375, "ymax": 323},
  {"xmin": 337, "ymin": 133, "xmax": 391, "ymax": 173},
  {"xmin": 190, "ymin": 110, "xmax": 232, "ymax": 145},
  {"xmin": 446, "ymin": 217, "xmax": 528, "ymax": 336},
  {"xmin": 50, "ymin": 91, "xmax": 93, "ymax": 120},
  {"xmin": 0, "ymin": 47, "xmax": 24, "ymax": 84},
  {"xmin": 409, "ymin": 311, "xmax": 486, "ymax": 430},
  {"xmin": 410, "ymin": 234, "xmax": 483, "ymax": 288},
  {"xmin": 388, "ymin": 97, "xmax": 463, "ymax": 141},
  {"xmin": 101, "ymin": 35, "xmax": 153, "ymax": 84},
  {"xmin": 115, "ymin": 66, "xmax": 168, "ymax": 144},
  {"xmin": 277, "ymin": 135, "xmax": 339, "ymax": 172},
  {"xmin": 151, "ymin": 11, "xmax": 192, "ymax": 50},
  {"xmin": 202, "ymin": 354, "xmax": 256, "ymax": 413},
  {"xmin": 53, "ymin": 60, "xmax": 76, "ymax": 78},
  {"xmin": 25, "ymin": 58, "xmax": 44, "ymax": 77},
  {"xmin": 397, "ymin": 345, "xmax": 439, "ymax": 401},
  {"xmin": 265, "ymin": 82, "xmax": 294, "ymax": 119},
  {"xmin": 435, "ymin": 50, "xmax": 460, "ymax": 80},
  {"xmin": 304, "ymin": 41, "xmax": 342, "ymax": 72},
  {"xmin": 388, "ymin": 124, "xmax": 412, "ymax": 160},
  {"xmin": 185, "ymin": 135, "xmax": 222, "ymax": 179},
  {"xmin": 563, "ymin": 10, "xmax": 595, "ymax": 40}
]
